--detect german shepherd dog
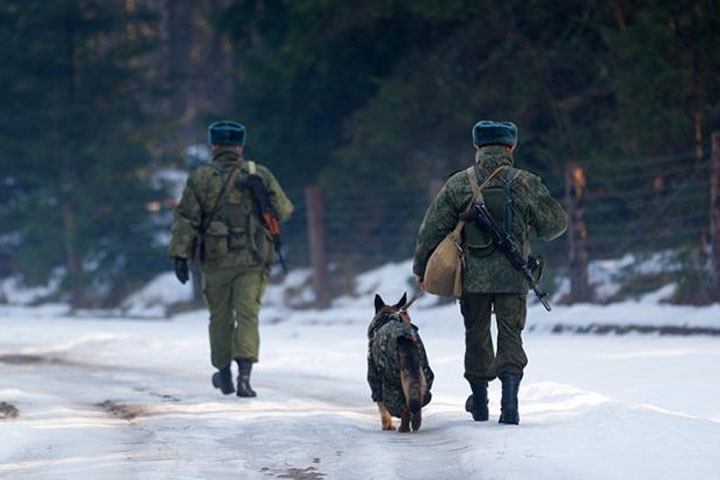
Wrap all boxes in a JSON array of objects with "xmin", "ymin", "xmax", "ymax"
[{"xmin": 367, "ymin": 293, "xmax": 433, "ymax": 433}]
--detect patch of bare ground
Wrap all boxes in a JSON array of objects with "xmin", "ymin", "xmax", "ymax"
[
  {"xmin": 0, "ymin": 353, "xmax": 76, "ymax": 365},
  {"xmin": 97, "ymin": 400, "xmax": 144, "ymax": 421},
  {"xmin": 0, "ymin": 402, "xmax": 19, "ymax": 419},
  {"xmin": 544, "ymin": 324, "xmax": 720, "ymax": 336},
  {"xmin": 261, "ymin": 463, "xmax": 326, "ymax": 480}
]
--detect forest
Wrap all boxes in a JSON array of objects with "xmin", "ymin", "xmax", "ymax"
[{"xmin": 1, "ymin": 0, "xmax": 719, "ymax": 306}]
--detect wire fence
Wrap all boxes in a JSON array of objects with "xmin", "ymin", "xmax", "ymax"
[
  {"xmin": 281, "ymin": 184, "xmax": 431, "ymax": 271},
  {"xmin": 278, "ymin": 149, "xmax": 719, "ymax": 303},
  {"xmin": 5, "ymin": 148, "xmax": 715, "ymax": 306}
]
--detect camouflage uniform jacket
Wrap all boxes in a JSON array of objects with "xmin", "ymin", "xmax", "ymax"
[
  {"xmin": 168, "ymin": 147, "xmax": 294, "ymax": 271},
  {"xmin": 413, "ymin": 146, "xmax": 567, "ymax": 293},
  {"xmin": 367, "ymin": 313, "xmax": 434, "ymax": 418}
]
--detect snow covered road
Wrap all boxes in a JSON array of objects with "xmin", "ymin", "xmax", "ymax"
[{"xmin": 1, "ymin": 304, "xmax": 720, "ymax": 480}]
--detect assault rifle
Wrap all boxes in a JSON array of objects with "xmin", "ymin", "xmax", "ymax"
[
  {"xmin": 465, "ymin": 200, "xmax": 552, "ymax": 311},
  {"xmin": 237, "ymin": 175, "xmax": 288, "ymax": 274}
]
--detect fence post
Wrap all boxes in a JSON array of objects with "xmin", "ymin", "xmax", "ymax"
[
  {"xmin": 565, "ymin": 161, "xmax": 591, "ymax": 302},
  {"xmin": 711, "ymin": 132, "xmax": 720, "ymax": 294},
  {"xmin": 305, "ymin": 186, "xmax": 330, "ymax": 308}
]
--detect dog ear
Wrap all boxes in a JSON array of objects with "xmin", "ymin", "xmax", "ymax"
[
  {"xmin": 394, "ymin": 292, "xmax": 408, "ymax": 309},
  {"xmin": 374, "ymin": 294, "xmax": 385, "ymax": 313}
]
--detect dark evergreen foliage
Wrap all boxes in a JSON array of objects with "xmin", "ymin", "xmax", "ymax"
[
  {"xmin": 0, "ymin": 0, "xmax": 165, "ymax": 306},
  {"xmin": 1, "ymin": 0, "xmax": 719, "ymax": 305}
]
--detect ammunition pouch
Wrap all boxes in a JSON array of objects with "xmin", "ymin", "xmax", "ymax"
[
  {"xmin": 224, "ymin": 200, "xmax": 251, "ymax": 251},
  {"xmin": 463, "ymin": 224, "xmax": 496, "ymax": 257},
  {"xmin": 228, "ymin": 226, "xmax": 248, "ymax": 250},
  {"xmin": 203, "ymin": 221, "xmax": 229, "ymax": 260}
]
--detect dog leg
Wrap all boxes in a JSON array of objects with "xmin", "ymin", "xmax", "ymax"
[
  {"xmin": 411, "ymin": 409, "xmax": 422, "ymax": 432},
  {"xmin": 377, "ymin": 402, "xmax": 395, "ymax": 431},
  {"xmin": 399, "ymin": 409, "xmax": 411, "ymax": 432}
]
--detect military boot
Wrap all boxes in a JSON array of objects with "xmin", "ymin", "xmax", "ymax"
[
  {"xmin": 464, "ymin": 381, "xmax": 489, "ymax": 421},
  {"xmin": 235, "ymin": 358, "xmax": 257, "ymax": 398},
  {"xmin": 212, "ymin": 366, "xmax": 235, "ymax": 395},
  {"xmin": 499, "ymin": 374, "xmax": 521, "ymax": 425}
]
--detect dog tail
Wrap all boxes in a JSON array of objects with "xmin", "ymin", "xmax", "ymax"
[{"xmin": 398, "ymin": 337, "xmax": 425, "ymax": 414}]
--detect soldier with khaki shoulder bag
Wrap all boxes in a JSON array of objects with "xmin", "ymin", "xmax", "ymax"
[{"xmin": 413, "ymin": 121, "xmax": 566, "ymax": 425}]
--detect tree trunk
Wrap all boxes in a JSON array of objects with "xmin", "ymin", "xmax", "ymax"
[
  {"xmin": 168, "ymin": 0, "xmax": 193, "ymax": 122},
  {"xmin": 710, "ymin": 132, "xmax": 720, "ymax": 296},
  {"xmin": 305, "ymin": 187, "xmax": 330, "ymax": 308},
  {"xmin": 565, "ymin": 161, "xmax": 591, "ymax": 302},
  {"xmin": 613, "ymin": 0, "xmax": 628, "ymax": 34}
]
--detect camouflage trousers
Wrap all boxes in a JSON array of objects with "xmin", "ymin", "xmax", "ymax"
[
  {"xmin": 460, "ymin": 293, "xmax": 528, "ymax": 382},
  {"xmin": 203, "ymin": 266, "xmax": 267, "ymax": 369}
]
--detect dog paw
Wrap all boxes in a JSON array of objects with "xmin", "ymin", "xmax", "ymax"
[
  {"xmin": 382, "ymin": 424, "xmax": 396, "ymax": 431},
  {"xmin": 411, "ymin": 416, "xmax": 422, "ymax": 432}
]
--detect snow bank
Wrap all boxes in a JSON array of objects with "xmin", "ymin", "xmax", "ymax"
[
  {"xmin": 0, "ymin": 273, "xmax": 62, "ymax": 306},
  {"xmin": 120, "ymin": 272, "xmax": 193, "ymax": 318},
  {"xmin": 552, "ymin": 251, "xmax": 683, "ymax": 303}
]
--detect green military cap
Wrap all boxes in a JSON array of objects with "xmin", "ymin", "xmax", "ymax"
[
  {"xmin": 472, "ymin": 121, "xmax": 518, "ymax": 148},
  {"xmin": 208, "ymin": 121, "xmax": 246, "ymax": 146}
]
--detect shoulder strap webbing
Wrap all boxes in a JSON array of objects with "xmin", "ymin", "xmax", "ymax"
[
  {"xmin": 466, "ymin": 166, "xmax": 481, "ymax": 199},
  {"xmin": 465, "ymin": 165, "xmax": 508, "ymax": 209},
  {"xmin": 503, "ymin": 167, "xmax": 521, "ymax": 232},
  {"xmin": 201, "ymin": 164, "xmax": 239, "ymax": 232},
  {"xmin": 451, "ymin": 165, "xmax": 508, "ymax": 239}
]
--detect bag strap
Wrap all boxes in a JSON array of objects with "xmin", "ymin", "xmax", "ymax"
[
  {"xmin": 451, "ymin": 165, "xmax": 508, "ymax": 239},
  {"xmin": 466, "ymin": 165, "xmax": 508, "ymax": 210},
  {"xmin": 466, "ymin": 166, "xmax": 482, "ymax": 199},
  {"xmin": 200, "ymin": 164, "xmax": 239, "ymax": 232}
]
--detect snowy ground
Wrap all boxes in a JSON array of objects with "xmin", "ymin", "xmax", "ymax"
[
  {"xmin": 2, "ymin": 260, "xmax": 720, "ymax": 480},
  {"xmin": 2, "ymin": 293, "xmax": 720, "ymax": 480}
]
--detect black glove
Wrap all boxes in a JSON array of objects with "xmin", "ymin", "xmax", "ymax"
[{"xmin": 174, "ymin": 257, "xmax": 189, "ymax": 284}]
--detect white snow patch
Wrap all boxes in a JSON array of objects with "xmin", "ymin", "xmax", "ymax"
[
  {"xmin": 353, "ymin": 259, "xmax": 414, "ymax": 298},
  {"xmin": 263, "ymin": 268, "xmax": 315, "ymax": 308},
  {"xmin": 151, "ymin": 168, "xmax": 188, "ymax": 199},
  {"xmin": 0, "ymin": 271, "xmax": 63, "ymax": 305},
  {"xmin": 525, "ymin": 301, "xmax": 720, "ymax": 330},
  {"xmin": 554, "ymin": 251, "xmax": 683, "ymax": 303},
  {"xmin": 640, "ymin": 283, "xmax": 677, "ymax": 304},
  {"xmin": 120, "ymin": 272, "xmax": 193, "ymax": 317},
  {"xmin": 0, "ymin": 231, "xmax": 21, "ymax": 246}
]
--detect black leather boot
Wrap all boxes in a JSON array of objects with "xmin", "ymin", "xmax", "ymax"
[
  {"xmin": 499, "ymin": 374, "xmax": 521, "ymax": 425},
  {"xmin": 212, "ymin": 366, "xmax": 235, "ymax": 395},
  {"xmin": 235, "ymin": 358, "xmax": 257, "ymax": 398},
  {"xmin": 464, "ymin": 381, "xmax": 489, "ymax": 421}
]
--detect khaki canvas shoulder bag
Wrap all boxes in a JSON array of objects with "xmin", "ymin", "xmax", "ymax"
[{"xmin": 423, "ymin": 165, "xmax": 508, "ymax": 297}]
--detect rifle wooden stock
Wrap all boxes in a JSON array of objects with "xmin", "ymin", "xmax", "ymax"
[{"xmin": 237, "ymin": 175, "xmax": 288, "ymax": 274}]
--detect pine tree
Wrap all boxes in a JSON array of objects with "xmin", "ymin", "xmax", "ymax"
[{"xmin": 0, "ymin": 0, "xmax": 165, "ymax": 306}]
